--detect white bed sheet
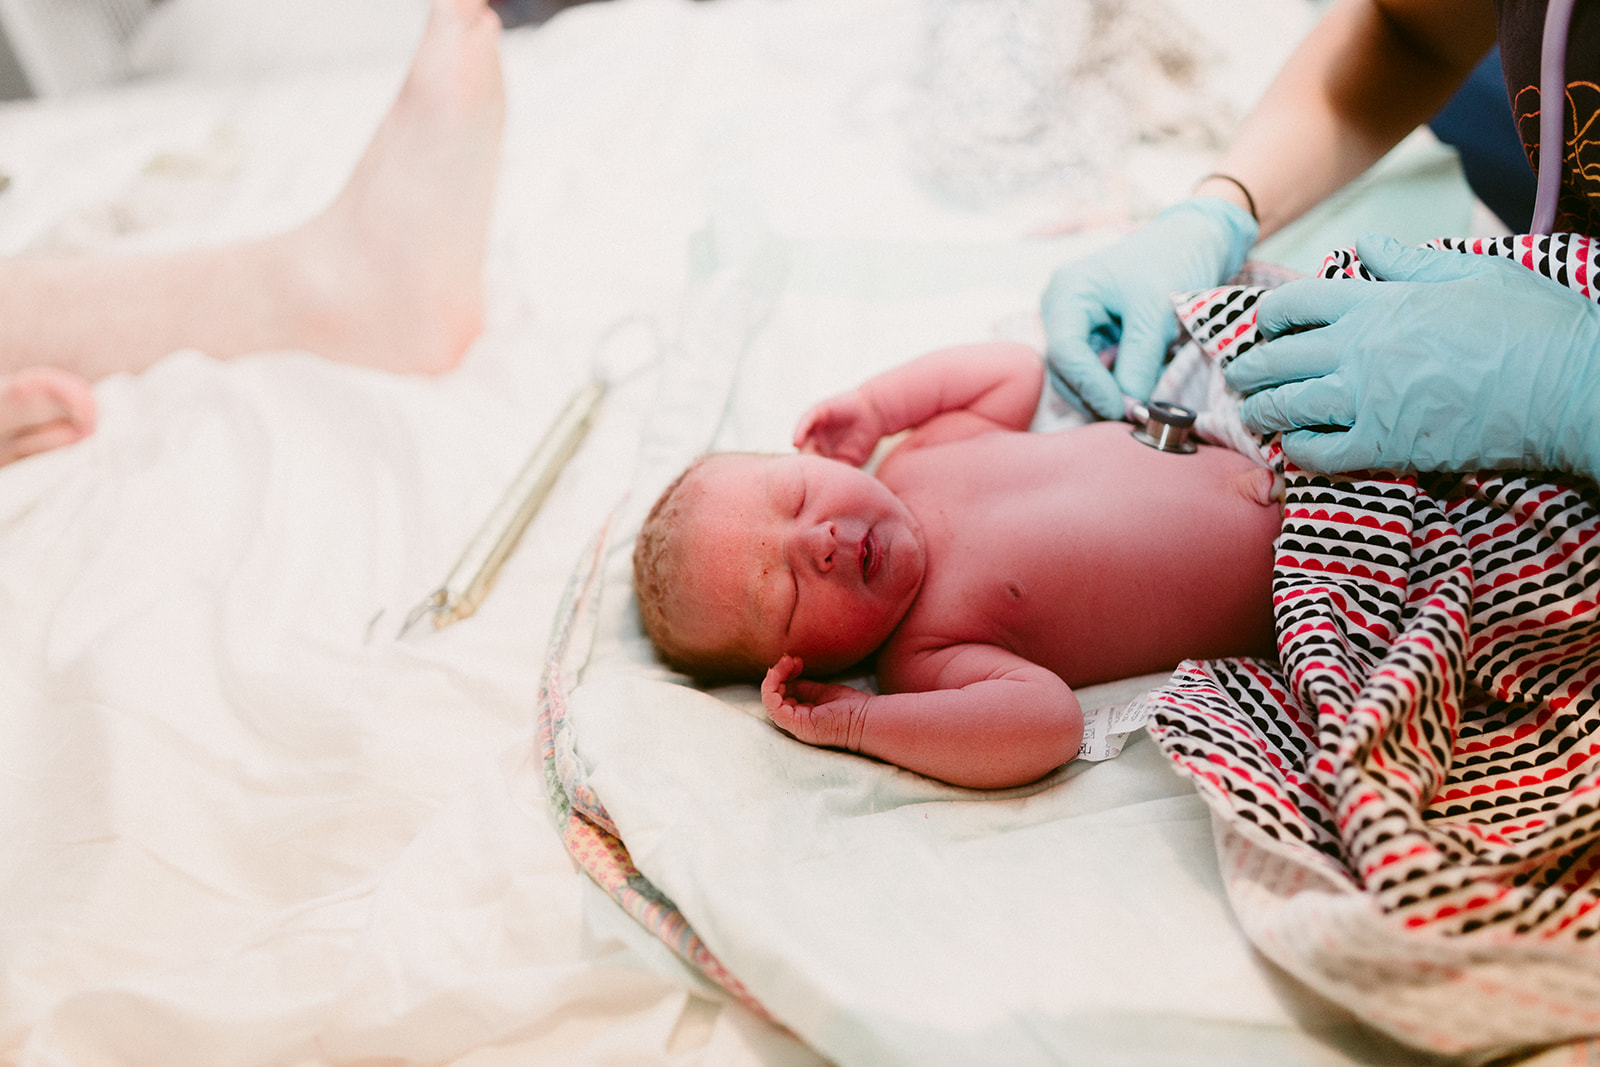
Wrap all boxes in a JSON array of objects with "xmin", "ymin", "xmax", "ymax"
[{"xmin": 0, "ymin": 0, "xmax": 1489, "ymax": 1063}]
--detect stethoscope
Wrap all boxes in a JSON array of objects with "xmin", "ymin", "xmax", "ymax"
[
  {"xmin": 1131, "ymin": 0, "xmax": 1574, "ymax": 455},
  {"xmin": 1534, "ymin": 0, "xmax": 1577, "ymax": 234}
]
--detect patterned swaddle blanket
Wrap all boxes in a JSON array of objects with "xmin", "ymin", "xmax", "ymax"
[{"xmin": 1147, "ymin": 233, "xmax": 1600, "ymax": 1056}]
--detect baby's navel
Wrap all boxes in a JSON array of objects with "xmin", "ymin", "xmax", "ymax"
[{"xmin": 1004, "ymin": 579, "xmax": 1025, "ymax": 600}]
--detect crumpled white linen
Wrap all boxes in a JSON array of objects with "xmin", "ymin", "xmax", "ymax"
[{"xmin": 0, "ymin": 344, "xmax": 786, "ymax": 1065}]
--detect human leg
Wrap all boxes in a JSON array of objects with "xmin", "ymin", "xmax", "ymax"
[{"xmin": 0, "ymin": 0, "xmax": 504, "ymax": 383}]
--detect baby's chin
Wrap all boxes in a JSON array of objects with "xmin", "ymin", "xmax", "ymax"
[{"xmin": 885, "ymin": 523, "xmax": 927, "ymax": 612}]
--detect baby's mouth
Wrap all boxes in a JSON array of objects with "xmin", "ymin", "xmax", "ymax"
[{"xmin": 862, "ymin": 529, "xmax": 880, "ymax": 582}]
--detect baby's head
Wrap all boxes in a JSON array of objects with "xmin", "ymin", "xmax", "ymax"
[{"xmin": 634, "ymin": 451, "xmax": 927, "ymax": 681}]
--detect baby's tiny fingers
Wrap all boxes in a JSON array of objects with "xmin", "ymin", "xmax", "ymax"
[
  {"xmin": 789, "ymin": 679, "xmax": 832, "ymax": 703},
  {"xmin": 766, "ymin": 695, "xmax": 809, "ymax": 737},
  {"xmin": 794, "ymin": 406, "xmax": 835, "ymax": 449}
]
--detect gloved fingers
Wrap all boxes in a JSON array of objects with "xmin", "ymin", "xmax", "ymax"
[
  {"xmin": 1354, "ymin": 232, "xmax": 1487, "ymax": 284},
  {"xmin": 1108, "ymin": 309, "xmax": 1175, "ymax": 404},
  {"xmin": 1045, "ymin": 342, "xmax": 1125, "ymax": 421},
  {"xmin": 1278, "ymin": 425, "xmax": 1379, "ymax": 474},
  {"xmin": 1254, "ymin": 277, "xmax": 1371, "ymax": 339},
  {"xmin": 1222, "ymin": 328, "xmax": 1345, "ymax": 395},
  {"xmin": 1237, "ymin": 375, "xmax": 1356, "ymax": 435},
  {"xmin": 1041, "ymin": 289, "xmax": 1127, "ymax": 419},
  {"xmin": 1040, "ymin": 267, "xmax": 1111, "ymax": 333}
]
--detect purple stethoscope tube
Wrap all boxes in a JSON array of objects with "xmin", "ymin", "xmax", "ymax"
[{"xmin": 1533, "ymin": 0, "xmax": 1577, "ymax": 234}]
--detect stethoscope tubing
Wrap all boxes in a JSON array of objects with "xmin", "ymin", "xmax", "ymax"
[{"xmin": 1533, "ymin": 0, "xmax": 1577, "ymax": 234}]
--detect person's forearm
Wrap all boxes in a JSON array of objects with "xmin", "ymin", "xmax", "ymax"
[{"xmin": 1205, "ymin": 0, "xmax": 1494, "ymax": 238}]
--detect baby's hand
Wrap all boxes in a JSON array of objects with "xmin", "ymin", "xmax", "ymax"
[
  {"xmin": 761, "ymin": 654, "xmax": 871, "ymax": 752},
  {"xmin": 793, "ymin": 389, "xmax": 884, "ymax": 467}
]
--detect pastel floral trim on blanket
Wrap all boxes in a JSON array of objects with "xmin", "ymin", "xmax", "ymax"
[
  {"xmin": 536, "ymin": 525, "xmax": 772, "ymax": 1021},
  {"xmin": 1150, "ymin": 233, "xmax": 1600, "ymax": 1055}
]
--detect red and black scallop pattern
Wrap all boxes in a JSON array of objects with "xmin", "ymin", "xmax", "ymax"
[
  {"xmin": 1151, "ymin": 233, "xmax": 1600, "ymax": 942},
  {"xmin": 1319, "ymin": 234, "xmax": 1600, "ymax": 296},
  {"xmin": 1172, "ymin": 284, "xmax": 1270, "ymax": 369}
]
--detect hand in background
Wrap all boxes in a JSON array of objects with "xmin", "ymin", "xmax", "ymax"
[
  {"xmin": 794, "ymin": 389, "xmax": 885, "ymax": 466},
  {"xmin": 1041, "ymin": 196, "xmax": 1258, "ymax": 420},
  {"xmin": 1225, "ymin": 234, "xmax": 1600, "ymax": 479},
  {"xmin": 762, "ymin": 654, "xmax": 872, "ymax": 752}
]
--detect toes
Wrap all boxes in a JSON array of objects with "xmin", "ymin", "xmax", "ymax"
[
  {"xmin": 0, "ymin": 420, "xmax": 93, "ymax": 467},
  {"xmin": 4, "ymin": 366, "xmax": 96, "ymax": 426},
  {"xmin": 0, "ymin": 367, "xmax": 97, "ymax": 467}
]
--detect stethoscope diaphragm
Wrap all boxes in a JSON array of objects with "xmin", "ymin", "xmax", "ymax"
[{"xmin": 1130, "ymin": 400, "xmax": 1197, "ymax": 454}]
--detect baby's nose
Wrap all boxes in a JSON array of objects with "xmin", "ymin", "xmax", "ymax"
[{"xmin": 792, "ymin": 521, "xmax": 838, "ymax": 573}]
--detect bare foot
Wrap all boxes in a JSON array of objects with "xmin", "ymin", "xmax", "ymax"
[
  {"xmin": 0, "ymin": 367, "xmax": 96, "ymax": 466},
  {"xmin": 285, "ymin": 0, "xmax": 505, "ymax": 374}
]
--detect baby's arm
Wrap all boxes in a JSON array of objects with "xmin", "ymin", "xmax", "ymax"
[
  {"xmin": 795, "ymin": 342, "xmax": 1043, "ymax": 465},
  {"xmin": 761, "ymin": 649, "xmax": 1082, "ymax": 790}
]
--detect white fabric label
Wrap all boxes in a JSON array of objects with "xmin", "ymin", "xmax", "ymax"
[{"xmin": 1075, "ymin": 693, "xmax": 1157, "ymax": 762}]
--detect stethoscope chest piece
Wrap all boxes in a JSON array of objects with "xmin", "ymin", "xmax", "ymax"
[{"xmin": 1131, "ymin": 400, "xmax": 1198, "ymax": 454}]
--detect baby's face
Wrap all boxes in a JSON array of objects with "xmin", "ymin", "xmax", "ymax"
[{"xmin": 674, "ymin": 453, "xmax": 926, "ymax": 675}]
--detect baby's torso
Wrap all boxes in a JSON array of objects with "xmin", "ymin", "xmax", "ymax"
[{"xmin": 874, "ymin": 421, "xmax": 1281, "ymax": 689}]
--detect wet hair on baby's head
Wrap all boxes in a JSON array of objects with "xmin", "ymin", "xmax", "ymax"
[
  {"xmin": 632, "ymin": 461, "xmax": 698, "ymax": 667},
  {"xmin": 632, "ymin": 454, "xmax": 768, "ymax": 683}
]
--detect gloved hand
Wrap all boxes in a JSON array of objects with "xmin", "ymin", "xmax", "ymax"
[
  {"xmin": 1041, "ymin": 195, "xmax": 1258, "ymax": 420},
  {"xmin": 1224, "ymin": 234, "xmax": 1600, "ymax": 480}
]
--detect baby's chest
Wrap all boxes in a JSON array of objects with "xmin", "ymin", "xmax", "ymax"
[{"xmin": 904, "ymin": 548, "xmax": 1074, "ymax": 655}]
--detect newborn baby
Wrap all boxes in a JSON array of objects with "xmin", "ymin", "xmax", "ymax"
[{"xmin": 633, "ymin": 341, "xmax": 1281, "ymax": 788}]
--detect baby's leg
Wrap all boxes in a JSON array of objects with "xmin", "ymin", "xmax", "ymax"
[
  {"xmin": 0, "ymin": 367, "xmax": 95, "ymax": 466},
  {"xmin": 0, "ymin": 0, "xmax": 504, "ymax": 380}
]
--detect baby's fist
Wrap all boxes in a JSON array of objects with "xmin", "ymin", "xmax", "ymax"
[
  {"xmin": 762, "ymin": 655, "xmax": 871, "ymax": 751},
  {"xmin": 793, "ymin": 390, "xmax": 883, "ymax": 466}
]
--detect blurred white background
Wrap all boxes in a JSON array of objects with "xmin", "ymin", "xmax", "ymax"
[{"xmin": 0, "ymin": 0, "xmax": 603, "ymax": 99}]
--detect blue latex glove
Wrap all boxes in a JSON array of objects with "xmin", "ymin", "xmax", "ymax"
[
  {"xmin": 1040, "ymin": 196, "xmax": 1258, "ymax": 420},
  {"xmin": 1224, "ymin": 234, "xmax": 1600, "ymax": 479}
]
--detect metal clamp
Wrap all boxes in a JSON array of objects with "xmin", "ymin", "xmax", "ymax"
[{"xmin": 398, "ymin": 378, "xmax": 607, "ymax": 638}]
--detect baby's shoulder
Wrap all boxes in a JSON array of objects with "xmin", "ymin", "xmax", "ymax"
[
  {"xmin": 874, "ymin": 596, "xmax": 991, "ymax": 692},
  {"xmin": 877, "ymin": 423, "xmax": 1028, "ymax": 488}
]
